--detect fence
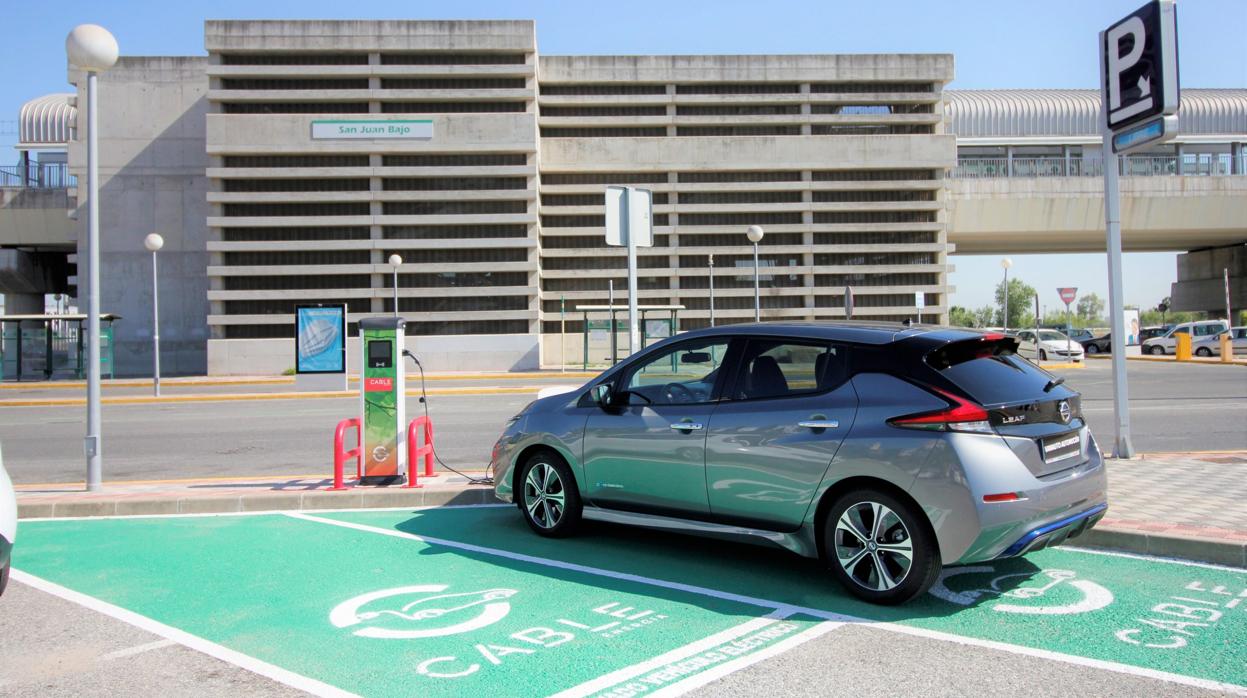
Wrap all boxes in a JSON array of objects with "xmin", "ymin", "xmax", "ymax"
[
  {"xmin": 0, "ymin": 163, "xmax": 75, "ymax": 189},
  {"xmin": 951, "ymin": 153, "xmax": 1239, "ymax": 179}
]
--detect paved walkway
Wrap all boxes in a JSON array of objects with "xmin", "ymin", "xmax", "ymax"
[{"xmin": 15, "ymin": 452, "xmax": 1247, "ymax": 568}]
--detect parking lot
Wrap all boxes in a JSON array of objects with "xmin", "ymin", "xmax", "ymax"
[{"xmin": 4, "ymin": 505, "xmax": 1245, "ymax": 696}]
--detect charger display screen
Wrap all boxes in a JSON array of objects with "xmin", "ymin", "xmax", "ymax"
[{"xmin": 367, "ymin": 340, "xmax": 393, "ymax": 369}]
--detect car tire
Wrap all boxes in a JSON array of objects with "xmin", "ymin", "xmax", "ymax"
[
  {"xmin": 822, "ymin": 488, "xmax": 941, "ymax": 605},
  {"xmin": 1039, "ymin": 349, "xmax": 1048, "ymax": 361},
  {"xmin": 1085, "ymin": 344, "xmax": 1098, "ymax": 355},
  {"xmin": 517, "ymin": 452, "xmax": 582, "ymax": 538},
  {"xmin": 1195, "ymin": 347, "xmax": 1212, "ymax": 357},
  {"xmin": 1146, "ymin": 345, "xmax": 1161, "ymax": 355},
  {"xmin": 0, "ymin": 560, "xmax": 8, "ymax": 598}
]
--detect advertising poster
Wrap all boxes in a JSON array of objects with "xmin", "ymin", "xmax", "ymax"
[
  {"xmin": 1123, "ymin": 308, "xmax": 1141, "ymax": 345},
  {"xmin": 296, "ymin": 304, "xmax": 347, "ymax": 373}
]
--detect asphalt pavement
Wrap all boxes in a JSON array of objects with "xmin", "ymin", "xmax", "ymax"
[{"xmin": 0, "ymin": 360, "xmax": 1243, "ymax": 486}]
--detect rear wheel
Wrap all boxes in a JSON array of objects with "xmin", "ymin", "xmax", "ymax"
[
  {"xmin": 1085, "ymin": 344, "xmax": 1099, "ymax": 355},
  {"xmin": 517, "ymin": 452, "xmax": 582, "ymax": 538},
  {"xmin": 1195, "ymin": 347, "xmax": 1212, "ymax": 357},
  {"xmin": 0, "ymin": 560, "xmax": 8, "ymax": 597},
  {"xmin": 823, "ymin": 488, "xmax": 941, "ymax": 605}
]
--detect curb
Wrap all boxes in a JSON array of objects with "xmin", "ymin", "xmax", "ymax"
[
  {"xmin": 1075, "ymin": 525, "xmax": 1247, "ymax": 569},
  {"xmin": 0, "ymin": 385, "xmax": 548, "ymax": 408},
  {"xmin": 1086, "ymin": 354, "xmax": 1247, "ymax": 366},
  {"xmin": 17, "ymin": 490, "xmax": 1244, "ymax": 571},
  {"xmin": 0, "ymin": 371, "xmax": 598, "ymax": 391},
  {"xmin": 17, "ymin": 486, "xmax": 500, "ymax": 520}
]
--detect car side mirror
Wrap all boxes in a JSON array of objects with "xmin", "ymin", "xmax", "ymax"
[{"xmin": 591, "ymin": 384, "xmax": 614, "ymax": 409}]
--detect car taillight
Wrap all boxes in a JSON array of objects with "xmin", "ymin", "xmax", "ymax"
[{"xmin": 890, "ymin": 386, "xmax": 993, "ymax": 434}]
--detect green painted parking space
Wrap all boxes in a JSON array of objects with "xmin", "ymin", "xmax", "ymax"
[
  {"xmin": 12, "ymin": 511, "xmax": 830, "ymax": 697},
  {"xmin": 12, "ymin": 505, "xmax": 1247, "ymax": 695},
  {"xmin": 317, "ymin": 506, "xmax": 1247, "ymax": 691}
]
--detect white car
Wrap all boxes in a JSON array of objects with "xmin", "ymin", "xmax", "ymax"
[
  {"xmin": 1014, "ymin": 329, "xmax": 1085, "ymax": 362},
  {"xmin": 1142, "ymin": 320, "xmax": 1229, "ymax": 355},
  {"xmin": 1203, "ymin": 327, "xmax": 1247, "ymax": 357},
  {"xmin": 0, "ymin": 444, "xmax": 14, "ymax": 597}
]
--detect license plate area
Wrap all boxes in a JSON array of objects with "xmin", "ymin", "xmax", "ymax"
[{"xmin": 1041, "ymin": 430, "xmax": 1082, "ymax": 465}]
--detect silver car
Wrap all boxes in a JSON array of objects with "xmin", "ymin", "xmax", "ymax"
[{"xmin": 491, "ymin": 323, "xmax": 1107, "ymax": 605}]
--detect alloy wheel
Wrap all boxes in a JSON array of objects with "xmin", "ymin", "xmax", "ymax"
[
  {"xmin": 833, "ymin": 501, "xmax": 914, "ymax": 592},
  {"xmin": 523, "ymin": 461, "xmax": 566, "ymax": 530}
]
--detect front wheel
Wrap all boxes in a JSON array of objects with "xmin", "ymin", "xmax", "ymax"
[
  {"xmin": 823, "ymin": 489, "xmax": 941, "ymax": 605},
  {"xmin": 517, "ymin": 453, "xmax": 582, "ymax": 538},
  {"xmin": 0, "ymin": 560, "xmax": 8, "ymax": 597},
  {"xmin": 1039, "ymin": 349, "xmax": 1048, "ymax": 361},
  {"xmin": 1148, "ymin": 345, "xmax": 1164, "ymax": 356},
  {"xmin": 1195, "ymin": 347, "xmax": 1213, "ymax": 357}
]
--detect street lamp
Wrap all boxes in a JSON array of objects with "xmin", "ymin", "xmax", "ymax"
[
  {"xmin": 746, "ymin": 225, "xmax": 764, "ymax": 322},
  {"xmin": 1000, "ymin": 257, "xmax": 1014, "ymax": 332},
  {"xmin": 388, "ymin": 254, "xmax": 402, "ymax": 317},
  {"xmin": 708, "ymin": 253, "xmax": 715, "ymax": 327},
  {"xmin": 144, "ymin": 234, "xmax": 164, "ymax": 397},
  {"xmin": 67, "ymin": 24, "xmax": 118, "ymax": 492}
]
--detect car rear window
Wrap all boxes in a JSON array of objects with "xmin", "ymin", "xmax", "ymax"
[{"xmin": 925, "ymin": 338, "xmax": 1067, "ymax": 406}]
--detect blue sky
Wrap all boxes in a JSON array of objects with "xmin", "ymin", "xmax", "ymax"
[{"xmin": 3, "ymin": 0, "xmax": 1244, "ymax": 311}]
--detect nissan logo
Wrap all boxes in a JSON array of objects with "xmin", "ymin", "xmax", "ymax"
[{"xmin": 1058, "ymin": 401, "xmax": 1072, "ymax": 424}]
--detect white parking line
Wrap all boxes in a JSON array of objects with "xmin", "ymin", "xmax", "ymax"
[
  {"xmin": 10, "ymin": 569, "xmax": 360, "ymax": 698},
  {"xmin": 287, "ymin": 511, "xmax": 1247, "ymax": 695},
  {"xmin": 99, "ymin": 638, "xmax": 177, "ymax": 661}
]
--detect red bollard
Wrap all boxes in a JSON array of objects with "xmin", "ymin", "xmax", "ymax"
[
  {"xmin": 330, "ymin": 418, "xmax": 360, "ymax": 491},
  {"xmin": 404, "ymin": 415, "xmax": 435, "ymax": 488}
]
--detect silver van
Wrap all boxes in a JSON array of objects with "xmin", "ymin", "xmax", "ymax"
[{"xmin": 1142, "ymin": 320, "xmax": 1229, "ymax": 355}]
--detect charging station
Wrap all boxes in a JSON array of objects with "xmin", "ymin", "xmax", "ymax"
[{"xmin": 358, "ymin": 317, "xmax": 405, "ymax": 485}]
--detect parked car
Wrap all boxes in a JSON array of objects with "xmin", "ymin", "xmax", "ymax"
[
  {"xmin": 1065, "ymin": 328, "xmax": 1096, "ymax": 343},
  {"xmin": 1081, "ymin": 333, "xmax": 1112, "ymax": 355},
  {"xmin": 491, "ymin": 323, "xmax": 1106, "ymax": 605},
  {"xmin": 1203, "ymin": 327, "xmax": 1247, "ymax": 357},
  {"xmin": 1014, "ymin": 329, "xmax": 1085, "ymax": 362},
  {"xmin": 1138, "ymin": 326, "xmax": 1171, "ymax": 342},
  {"xmin": 0, "ymin": 444, "xmax": 14, "ymax": 597},
  {"xmin": 1142, "ymin": 320, "xmax": 1229, "ymax": 355}
]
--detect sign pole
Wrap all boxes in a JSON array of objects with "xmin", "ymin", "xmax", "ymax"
[
  {"xmin": 560, "ymin": 295, "xmax": 566, "ymax": 373},
  {"xmin": 1225, "ymin": 268, "xmax": 1233, "ymax": 328},
  {"xmin": 1100, "ymin": 30, "xmax": 1135, "ymax": 458},
  {"xmin": 625, "ymin": 188, "xmax": 640, "ymax": 355},
  {"xmin": 608, "ymin": 280, "xmax": 616, "ymax": 365}
]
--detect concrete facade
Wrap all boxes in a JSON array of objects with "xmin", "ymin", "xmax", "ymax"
[
  {"xmin": 67, "ymin": 57, "xmax": 211, "ymax": 376},
  {"xmin": 1171, "ymin": 245, "xmax": 1247, "ymax": 316}
]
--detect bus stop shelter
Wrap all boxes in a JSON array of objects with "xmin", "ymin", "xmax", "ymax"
[
  {"xmin": 0, "ymin": 314, "xmax": 119, "ymax": 381},
  {"xmin": 574, "ymin": 305, "xmax": 684, "ymax": 368}
]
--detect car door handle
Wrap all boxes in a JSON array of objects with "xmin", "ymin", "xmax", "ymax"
[
  {"xmin": 798, "ymin": 420, "xmax": 839, "ymax": 429},
  {"xmin": 670, "ymin": 422, "xmax": 704, "ymax": 431}
]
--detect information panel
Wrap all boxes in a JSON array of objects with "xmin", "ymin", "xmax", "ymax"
[{"xmin": 295, "ymin": 304, "xmax": 347, "ymax": 374}]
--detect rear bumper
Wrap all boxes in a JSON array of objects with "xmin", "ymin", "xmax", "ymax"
[{"xmin": 996, "ymin": 502, "xmax": 1106, "ymax": 558}]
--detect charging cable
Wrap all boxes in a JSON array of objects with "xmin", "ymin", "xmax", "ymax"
[{"xmin": 403, "ymin": 350, "xmax": 493, "ymax": 485}]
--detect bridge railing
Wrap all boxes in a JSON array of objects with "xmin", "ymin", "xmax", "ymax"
[
  {"xmin": 0, "ymin": 163, "xmax": 76, "ymax": 189},
  {"xmin": 952, "ymin": 154, "xmax": 1240, "ymax": 179}
]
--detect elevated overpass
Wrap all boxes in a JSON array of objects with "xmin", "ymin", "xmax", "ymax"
[{"xmin": 943, "ymin": 89, "xmax": 1246, "ymax": 313}]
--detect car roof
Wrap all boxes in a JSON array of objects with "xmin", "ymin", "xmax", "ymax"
[{"xmin": 674, "ymin": 321, "xmax": 989, "ymax": 346}]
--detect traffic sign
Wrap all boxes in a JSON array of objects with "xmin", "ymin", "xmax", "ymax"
[
  {"xmin": 1058, "ymin": 287, "xmax": 1078, "ymax": 305},
  {"xmin": 604, "ymin": 186, "xmax": 653, "ymax": 248},
  {"xmin": 1112, "ymin": 114, "xmax": 1178, "ymax": 154},
  {"xmin": 1102, "ymin": 0, "xmax": 1179, "ymax": 132}
]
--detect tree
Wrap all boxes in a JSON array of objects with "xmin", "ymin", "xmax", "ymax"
[
  {"xmin": 973, "ymin": 305, "xmax": 996, "ymax": 328},
  {"xmin": 949, "ymin": 306, "xmax": 978, "ymax": 327},
  {"xmin": 1076, "ymin": 293, "xmax": 1105, "ymax": 322},
  {"xmin": 995, "ymin": 277, "xmax": 1037, "ymax": 329}
]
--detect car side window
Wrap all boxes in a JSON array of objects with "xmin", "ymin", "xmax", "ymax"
[
  {"xmin": 729, "ymin": 339, "xmax": 845, "ymax": 401},
  {"xmin": 622, "ymin": 338, "xmax": 731, "ymax": 406}
]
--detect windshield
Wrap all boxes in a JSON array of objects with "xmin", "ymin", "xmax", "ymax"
[
  {"xmin": 927, "ymin": 337, "xmax": 1072, "ymax": 406},
  {"xmin": 1037, "ymin": 330, "xmax": 1067, "ymax": 342}
]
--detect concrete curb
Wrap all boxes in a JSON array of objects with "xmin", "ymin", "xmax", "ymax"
[
  {"xmin": 17, "ymin": 486, "xmax": 500, "ymax": 520},
  {"xmin": 18, "ymin": 488, "xmax": 1244, "ymax": 571},
  {"xmin": 1086, "ymin": 354, "xmax": 1247, "ymax": 366},
  {"xmin": 0, "ymin": 371, "xmax": 598, "ymax": 391},
  {"xmin": 0, "ymin": 385, "xmax": 548, "ymax": 408},
  {"xmin": 1076, "ymin": 526, "xmax": 1247, "ymax": 569}
]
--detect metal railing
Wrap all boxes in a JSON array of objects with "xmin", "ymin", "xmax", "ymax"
[
  {"xmin": 0, "ymin": 163, "xmax": 76, "ymax": 189},
  {"xmin": 951, "ymin": 154, "xmax": 1240, "ymax": 179}
]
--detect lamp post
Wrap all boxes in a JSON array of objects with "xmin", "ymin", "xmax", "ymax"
[
  {"xmin": 1000, "ymin": 257, "xmax": 1013, "ymax": 332},
  {"xmin": 708, "ymin": 253, "xmax": 715, "ymax": 327},
  {"xmin": 144, "ymin": 234, "xmax": 163, "ymax": 397},
  {"xmin": 67, "ymin": 24, "xmax": 118, "ymax": 492},
  {"xmin": 746, "ymin": 225, "xmax": 764, "ymax": 322},
  {"xmin": 388, "ymin": 254, "xmax": 402, "ymax": 318}
]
